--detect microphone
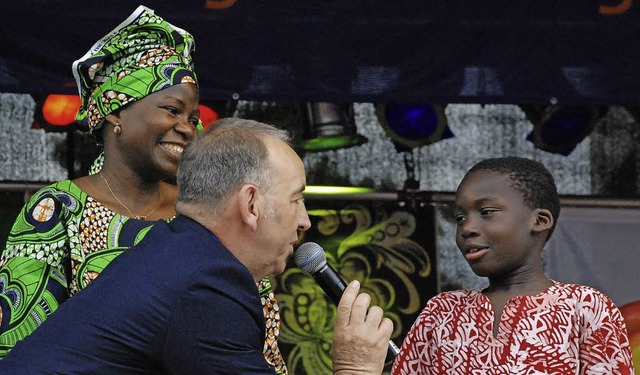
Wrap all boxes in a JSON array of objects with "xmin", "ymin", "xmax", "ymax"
[{"xmin": 294, "ymin": 242, "xmax": 400, "ymax": 364}]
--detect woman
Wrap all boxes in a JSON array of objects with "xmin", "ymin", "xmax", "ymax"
[{"xmin": 0, "ymin": 6, "xmax": 287, "ymax": 374}]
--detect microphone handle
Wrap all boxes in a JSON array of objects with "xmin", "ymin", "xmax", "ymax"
[
  {"xmin": 312, "ymin": 263, "xmax": 401, "ymax": 364},
  {"xmin": 386, "ymin": 338, "xmax": 401, "ymax": 363},
  {"xmin": 312, "ymin": 263, "xmax": 347, "ymax": 304}
]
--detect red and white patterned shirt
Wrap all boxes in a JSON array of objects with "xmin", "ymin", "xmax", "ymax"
[{"xmin": 392, "ymin": 281, "xmax": 634, "ymax": 375}]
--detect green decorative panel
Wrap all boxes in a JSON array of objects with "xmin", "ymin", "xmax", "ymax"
[{"xmin": 273, "ymin": 199, "xmax": 437, "ymax": 374}]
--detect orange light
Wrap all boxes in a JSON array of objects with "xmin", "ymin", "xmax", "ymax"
[
  {"xmin": 199, "ymin": 104, "xmax": 220, "ymax": 129},
  {"xmin": 205, "ymin": 0, "xmax": 238, "ymax": 9},
  {"xmin": 42, "ymin": 94, "xmax": 81, "ymax": 126},
  {"xmin": 620, "ymin": 300, "xmax": 640, "ymax": 371}
]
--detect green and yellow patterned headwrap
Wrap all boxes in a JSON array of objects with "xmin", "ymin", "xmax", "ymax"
[{"xmin": 73, "ymin": 5, "xmax": 201, "ymax": 133}]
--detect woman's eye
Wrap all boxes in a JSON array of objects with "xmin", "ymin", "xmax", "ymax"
[
  {"xmin": 165, "ymin": 107, "xmax": 178, "ymax": 115},
  {"xmin": 189, "ymin": 118, "xmax": 200, "ymax": 126}
]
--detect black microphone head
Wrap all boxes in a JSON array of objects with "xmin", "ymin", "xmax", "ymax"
[{"xmin": 295, "ymin": 242, "xmax": 327, "ymax": 274}]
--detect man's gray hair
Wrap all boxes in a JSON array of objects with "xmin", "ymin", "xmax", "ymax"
[{"xmin": 176, "ymin": 118, "xmax": 291, "ymax": 214}]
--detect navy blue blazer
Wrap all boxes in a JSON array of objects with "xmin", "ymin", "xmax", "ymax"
[{"xmin": 0, "ymin": 215, "xmax": 276, "ymax": 374}]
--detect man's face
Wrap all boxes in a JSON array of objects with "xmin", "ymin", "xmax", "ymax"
[{"xmin": 254, "ymin": 137, "xmax": 311, "ymax": 279}]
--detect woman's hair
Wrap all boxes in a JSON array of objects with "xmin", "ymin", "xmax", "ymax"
[
  {"xmin": 465, "ymin": 156, "xmax": 561, "ymax": 240},
  {"xmin": 176, "ymin": 118, "xmax": 291, "ymax": 214}
]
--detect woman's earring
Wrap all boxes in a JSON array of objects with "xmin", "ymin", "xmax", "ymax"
[{"xmin": 113, "ymin": 124, "xmax": 122, "ymax": 134}]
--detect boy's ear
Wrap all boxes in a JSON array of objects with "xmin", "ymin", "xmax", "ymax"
[{"xmin": 532, "ymin": 208, "xmax": 553, "ymax": 233}]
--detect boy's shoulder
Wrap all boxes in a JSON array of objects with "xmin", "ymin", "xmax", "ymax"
[
  {"xmin": 429, "ymin": 288, "xmax": 484, "ymax": 305},
  {"xmin": 551, "ymin": 281, "xmax": 619, "ymax": 308},
  {"xmin": 553, "ymin": 280, "xmax": 607, "ymax": 295}
]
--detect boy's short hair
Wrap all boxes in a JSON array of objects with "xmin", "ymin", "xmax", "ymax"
[{"xmin": 466, "ymin": 156, "xmax": 560, "ymax": 240}]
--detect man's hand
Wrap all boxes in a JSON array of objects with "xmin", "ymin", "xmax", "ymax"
[{"xmin": 332, "ymin": 280, "xmax": 394, "ymax": 375}]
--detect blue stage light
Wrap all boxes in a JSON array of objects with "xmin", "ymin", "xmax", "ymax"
[
  {"xmin": 376, "ymin": 103, "xmax": 453, "ymax": 150},
  {"xmin": 524, "ymin": 105, "xmax": 604, "ymax": 156}
]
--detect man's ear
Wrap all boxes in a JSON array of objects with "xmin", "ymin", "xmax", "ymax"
[
  {"xmin": 532, "ymin": 208, "xmax": 553, "ymax": 234},
  {"xmin": 238, "ymin": 184, "xmax": 260, "ymax": 231}
]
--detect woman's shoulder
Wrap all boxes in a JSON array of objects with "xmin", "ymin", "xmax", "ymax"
[
  {"xmin": 38, "ymin": 179, "xmax": 83, "ymax": 193},
  {"xmin": 26, "ymin": 180, "xmax": 88, "ymax": 207},
  {"xmin": 7, "ymin": 180, "xmax": 89, "ymax": 230}
]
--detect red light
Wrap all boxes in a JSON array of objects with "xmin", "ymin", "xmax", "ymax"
[
  {"xmin": 620, "ymin": 301, "xmax": 640, "ymax": 370},
  {"xmin": 199, "ymin": 104, "xmax": 220, "ymax": 129},
  {"xmin": 42, "ymin": 94, "xmax": 81, "ymax": 126}
]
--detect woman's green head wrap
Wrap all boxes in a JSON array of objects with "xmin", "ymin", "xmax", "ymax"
[{"xmin": 73, "ymin": 5, "xmax": 202, "ymax": 133}]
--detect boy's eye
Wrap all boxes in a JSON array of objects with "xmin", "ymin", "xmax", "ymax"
[
  {"xmin": 480, "ymin": 208, "xmax": 497, "ymax": 216},
  {"xmin": 454, "ymin": 214, "xmax": 465, "ymax": 223}
]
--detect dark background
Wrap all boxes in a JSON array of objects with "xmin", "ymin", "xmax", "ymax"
[{"xmin": 1, "ymin": 1, "xmax": 638, "ymax": 105}]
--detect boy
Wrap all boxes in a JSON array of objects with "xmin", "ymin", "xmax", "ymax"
[{"xmin": 392, "ymin": 156, "xmax": 634, "ymax": 374}]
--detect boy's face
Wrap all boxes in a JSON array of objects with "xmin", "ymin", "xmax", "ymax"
[{"xmin": 453, "ymin": 170, "xmax": 544, "ymax": 279}]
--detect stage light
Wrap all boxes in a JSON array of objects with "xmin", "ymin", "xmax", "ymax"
[
  {"xmin": 304, "ymin": 186, "xmax": 375, "ymax": 195},
  {"xmin": 303, "ymin": 102, "xmax": 367, "ymax": 152},
  {"xmin": 31, "ymin": 94, "xmax": 81, "ymax": 132},
  {"xmin": 42, "ymin": 94, "xmax": 81, "ymax": 126},
  {"xmin": 376, "ymin": 103, "xmax": 453, "ymax": 150},
  {"xmin": 523, "ymin": 105, "xmax": 604, "ymax": 156},
  {"xmin": 198, "ymin": 104, "xmax": 220, "ymax": 129},
  {"xmin": 620, "ymin": 301, "xmax": 640, "ymax": 371},
  {"xmin": 198, "ymin": 100, "xmax": 237, "ymax": 129}
]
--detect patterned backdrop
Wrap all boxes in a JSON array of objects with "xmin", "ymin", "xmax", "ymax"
[{"xmin": 273, "ymin": 199, "xmax": 437, "ymax": 374}]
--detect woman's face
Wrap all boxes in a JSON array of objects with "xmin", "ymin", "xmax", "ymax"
[{"xmin": 111, "ymin": 83, "xmax": 200, "ymax": 180}]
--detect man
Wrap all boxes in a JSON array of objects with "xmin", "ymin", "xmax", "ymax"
[{"xmin": 0, "ymin": 118, "xmax": 392, "ymax": 374}]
